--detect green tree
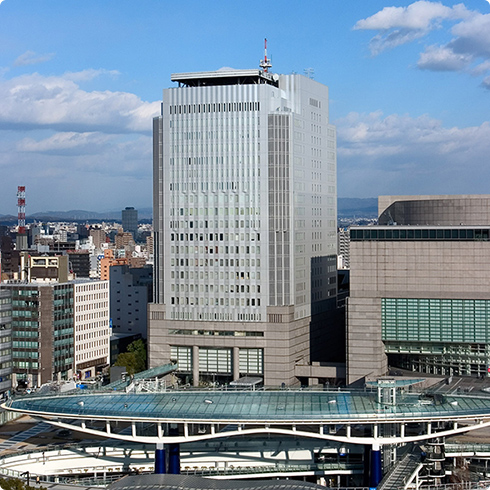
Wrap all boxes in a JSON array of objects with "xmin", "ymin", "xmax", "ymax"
[
  {"xmin": 114, "ymin": 339, "xmax": 146, "ymax": 376},
  {"xmin": 0, "ymin": 478, "xmax": 45, "ymax": 490}
]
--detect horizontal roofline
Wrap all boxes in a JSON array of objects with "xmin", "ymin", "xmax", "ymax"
[{"xmin": 171, "ymin": 69, "xmax": 278, "ymax": 87}]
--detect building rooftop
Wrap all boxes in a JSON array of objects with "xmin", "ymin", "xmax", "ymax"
[{"xmin": 170, "ymin": 69, "xmax": 278, "ymax": 87}]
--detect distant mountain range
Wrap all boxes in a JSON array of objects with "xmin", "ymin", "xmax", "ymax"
[
  {"xmin": 337, "ymin": 198, "xmax": 378, "ymax": 218},
  {"xmin": 0, "ymin": 199, "xmax": 377, "ymax": 224}
]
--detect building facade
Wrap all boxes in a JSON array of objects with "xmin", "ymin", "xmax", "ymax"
[
  {"xmin": 0, "ymin": 289, "xmax": 12, "ymax": 397},
  {"xmin": 4, "ymin": 282, "xmax": 74, "ymax": 387},
  {"xmin": 110, "ymin": 264, "xmax": 152, "ymax": 338},
  {"xmin": 347, "ymin": 195, "xmax": 490, "ymax": 385},
  {"xmin": 149, "ymin": 68, "xmax": 337, "ymax": 386},
  {"xmin": 73, "ymin": 280, "xmax": 110, "ymax": 379},
  {"xmin": 122, "ymin": 207, "xmax": 138, "ymax": 240},
  {"xmin": 1, "ymin": 275, "xmax": 109, "ymax": 388}
]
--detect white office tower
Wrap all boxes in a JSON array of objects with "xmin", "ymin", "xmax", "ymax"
[{"xmin": 150, "ymin": 67, "xmax": 337, "ymax": 386}]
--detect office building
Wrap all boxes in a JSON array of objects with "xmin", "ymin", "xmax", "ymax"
[
  {"xmin": 73, "ymin": 280, "xmax": 110, "ymax": 380},
  {"xmin": 4, "ymin": 281, "xmax": 74, "ymax": 387},
  {"xmin": 347, "ymin": 195, "xmax": 490, "ymax": 385},
  {"xmin": 337, "ymin": 227, "xmax": 350, "ymax": 269},
  {"xmin": 122, "ymin": 207, "xmax": 138, "ymax": 240},
  {"xmin": 67, "ymin": 250, "xmax": 91, "ymax": 278},
  {"xmin": 99, "ymin": 249, "xmax": 128, "ymax": 281},
  {"xmin": 89, "ymin": 229, "xmax": 108, "ymax": 250},
  {"xmin": 149, "ymin": 67, "xmax": 337, "ymax": 386},
  {"xmin": 110, "ymin": 264, "xmax": 152, "ymax": 338},
  {"xmin": 0, "ymin": 289, "xmax": 12, "ymax": 397}
]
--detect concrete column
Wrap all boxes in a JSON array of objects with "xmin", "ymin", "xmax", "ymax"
[
  {"xmin": 370, "ymin": 442, "xmax": 382, "ymax": 488},
  {"xmin": 155, "ymin": 443, "xmax": 166, "ymax": 474},
  {"xmin": 192, "ymin": 345, "xmax": 199, "ymax": 387},
  {"xmin": 233, "ymin": 347, "xmax": 240, "ymax": 381}
]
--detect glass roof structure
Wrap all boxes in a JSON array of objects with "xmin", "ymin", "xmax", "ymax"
[{"xmin": 5, "ymin": 389, "xmax": 490, "ymax": 424}]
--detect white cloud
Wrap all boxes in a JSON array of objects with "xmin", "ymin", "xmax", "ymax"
[
  {"xmin": 354, "ymin": 1, "xmax": 459, "ymax": 31},
  {"xmin": 0, "ymin": 70, "xmax": 160, "ymax": 133},
  {"xmin": 336, "ymin": 111, "xmax": 490, "ymax": 197},
  {"xmin": 482, "ymin": 75, "xmax": 490, "ymax": 89},
  {"xmin": 354, "ymin": 1, "xmax": 470, "ymax": 54},
  {"xmin": 14, "ymin": 50, "xmax": 55, "ymax": 67},
  {"xmin": 355, "ymin": 3, "xmax": 490, "ymax": 85},
  {"xmin": 17, "ymin": 132, "xmax": 113, "ymax": 155},
  {"xmin": 449, "ymin": 12, "xmax": 490, "ymax": 57},
  {"xmin": 63, "ymin": 69, "xmax": 120, "ymax": 82},
  {"xmin": 418, "ymin": 44, "xmax": 473, "ymax": 71},
  {"xmin": 471, "ymin": 60, "xmax": 490, "ymax": 76}
]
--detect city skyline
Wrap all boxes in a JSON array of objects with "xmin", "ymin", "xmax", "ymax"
[{"xmin": 1, "ymin": 0, "xmax": 490, "ymax": 213}]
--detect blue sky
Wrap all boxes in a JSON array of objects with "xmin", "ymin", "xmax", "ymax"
[{"xmin": 1, "ymin": 0, "xmax": 490, "ymax": 214}]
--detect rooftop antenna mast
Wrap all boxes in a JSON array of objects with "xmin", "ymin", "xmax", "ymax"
[
  {"xmin": 17, "ymin": 186, "xmax": 26, "ymax": 236},
  {"xmin": 259, "ymin": 38, "xmax": 272, "ymax": 72}
]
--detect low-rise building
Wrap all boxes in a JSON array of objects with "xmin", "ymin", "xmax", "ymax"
[{"xmin": 347, "ymin": 194, "xmax": 490, "ymax": 385}]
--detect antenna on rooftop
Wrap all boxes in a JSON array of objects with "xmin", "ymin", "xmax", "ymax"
[
  {"xmin": 259, "ymin": 38, "xmax": 272, "ymax": 73},
  {"xmin": 17, "ymin": 186, "xmax": 26, "ymax": 236}
]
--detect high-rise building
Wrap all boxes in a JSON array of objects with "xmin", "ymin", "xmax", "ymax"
[
  {"xmin": 122, "ymin": 207, "xmax": 138, "ymax": 240},
  {"xmin": 149, "ymin": 67, "xmax": 337, "ymax": 386}
]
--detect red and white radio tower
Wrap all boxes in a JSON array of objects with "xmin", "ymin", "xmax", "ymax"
[
  {"xmin": 259, "ymin": 38, "xmax": 272, "ymax": 73},
  {"xmin": 17, "ymin": 186, "xmax": 26, "ymax": 235}
]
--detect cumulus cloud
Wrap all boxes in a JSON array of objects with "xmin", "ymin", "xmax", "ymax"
[
  {"xmin": 0, "ymin": 67, "xmax": 160, "ymax": 212},
  {"xmin": 0, "ymin": 70, "xmax": 160, "ymax": 133},
  {"xmin": 336, "ymin": 111, "xmax": 490, "ymax": 196},
  {"xmin": 355, "ymin": 2, "xmax": 490, "ymax": 86},
  {"xmin": 418, "ymin": 44, "xmax": 473, "ymax": 71},
  {"xmin": 14, "ymin": 50, "xmax": 55, "ymax": 67},
  {"xmin": 354, "ymin": 1, "xmax": 469, "ymax": 54},
  {"xmin": 449, "ymin": 12, "xmax": 490, "ymax": 57}
]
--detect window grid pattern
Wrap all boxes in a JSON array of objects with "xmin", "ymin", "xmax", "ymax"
[
  {"xmin": 382, "ymin": 298, "xmax": 490, "ymax": 343},
  {"xmin": 162, "ymin": 84, "xmax": 264, "ymax": 323},
  {"xmin": 198, "ymin": 348, "xmax": 231, "ymax": 374},
  {"xmin": 351, "ymin": 228, "xmax": 490, "ymax": 241},
  {"xmin": 239, "ymin": 348, "xmax": 263, "ymax": 375},
  {"xmin": 171, "ymin": 346, "xmax": 192, "ymax": 372}
]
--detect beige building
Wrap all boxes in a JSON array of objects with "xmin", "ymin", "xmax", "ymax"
[{"xmin": 347, "ymin": 195, "xmax": 490, "ymax": 385}]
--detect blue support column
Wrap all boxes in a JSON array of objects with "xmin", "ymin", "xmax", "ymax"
[
  {"xmin": 155, "ymin": 443, "xmax": 166, "ymax": 474},
  {"xmin": 369, "ymin": 443, "xmax": 382, "ymax": 489},
  {"xmin": 168, "ymin": 427, "xmax": 180, "ymax": 474},
  {"xmin": 168, "ymin": 443, "xmax": 180, "ymax": 474}
]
